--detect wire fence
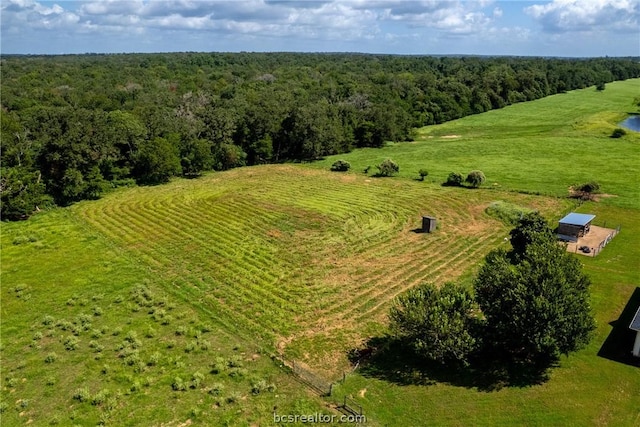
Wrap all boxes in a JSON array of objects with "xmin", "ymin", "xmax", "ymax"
[
  {"xmin": 573, "ymin": 224, "xmax": 620, "ymax": 256},
  {"xmin": 592, "ymin": 224, "xmax": 620, "ymax": 256},
  {"xmin": 274, "ymin": 353, "xmax": 334, "ymax": 396},
  {"xmin": 343, "ymin": 395, "xmax": 364, "ymax": 417},
  {"xmin": 273, "ymin": 352, "xmax": 367, "ymax": 423}
]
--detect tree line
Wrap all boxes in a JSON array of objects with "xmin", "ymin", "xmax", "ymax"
[{"xmin": 2, "ymin": 52, "xmax": 639, "ymax": 219}]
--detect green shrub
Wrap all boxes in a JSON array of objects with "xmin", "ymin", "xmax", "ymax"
[
  {"xmin": 611, "ymin": 128, "xmax": 626, "ymax": 138},
  {"xmin": 226, "ymin": 391, "xmax": 242, "ymax": 404},
  {"xmin": 208, "ymin": 383, "xmax": 224, "ymax": 396},
  {"xmin": 184, "ymin": 340, "xmax": 197, "ymax": 353},
  {"xmin": 42, "ymin": 315, "xmax": 55, "ymax": 326},
  {"xmin": 72, "ymin": 388, "xmax": 90, "ymax": 402},
  {"xmin": 171, "ymin": 377, "xmax": 187, "ymax": 391},
  {"xmin": 465, "ymin": 170, "xmax": 486, "ymax": 188},
  {"xmin": 63, "ymin": 336, "xmax": 79, "ymax": 351},
  {"xmin": 228, "ymin": 367, "xmax": 248, "ymax": 378},
  {"xmin": 148, "ymin": 352, "xmax": 161, "ymax": 366},
  {"xmin": 576, "ymin": 181, "xmax": 600, "ymax": 193},
  {"xmin": 418, "ymin": 169, "xmax": 429, "ymax": 181},
  {"xmin": 251, "ymin": 380, "xmax": 276, "ymax": 395},
  {"xmin": 330, "ymin": 160, "xmax": 351, "ymax": 172},
  {"xmin": 363, "ymin": 165, "xmax": 371, "ymax": 174},
  {"xmin": 444, "ymin": 172, "xmax": 463, "ymax": 186},
  {"xmin": 376, "ymin": 158, "xmax": 399, "ymax": 177},
  {"xmin": 45, "ymin": 352, "xmax": 58, "ymax": 363},
  {"xmin": 190, "ymin": 372, "xmax": 205, "ymax": 389},
  {"xmin": 211, "ymin": 357, "xmax": 227, "ymax": 374},
  {"xmin": 485, "ymin": 201, "xmax": 535, "ymax": 226},
  {"xmin": 228, "ymin": 355, "xmax": 244, "ymax": 368},
  {"xmin": 91, "ymin": 389, "xmax": 110, "ymax": 406}
]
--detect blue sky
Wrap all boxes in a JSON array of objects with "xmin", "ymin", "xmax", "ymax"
[{"xmin": 2, "ymin": 1, "xmax": 638, "ymax": 56}]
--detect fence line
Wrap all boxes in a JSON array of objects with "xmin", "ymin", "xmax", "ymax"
[
  {"xmin": 273, "ymin": 352, "xmax": 367, "ymax": 421},
  {"xmin": 590, "ymin": 224, "xmax": 620, "ymax": 257},
  {"xmin": 274, "ymin": 353, "xmax": 334, "ymax": 396},
  {"xmin": 343, "ymin": 395, "xmax": 363, "ymax": 417}
]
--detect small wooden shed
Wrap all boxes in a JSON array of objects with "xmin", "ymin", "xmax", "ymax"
[
  {"xmin": 422, "ymin": 216, "xmax": 437, "ymax": 233},
  {"xmin": 557, "ymin": 213, "xmax": 596, "ymax": 239},
  {"xmin": 630, "ymin": 306, "xmax": 640, "ymax": 358}
]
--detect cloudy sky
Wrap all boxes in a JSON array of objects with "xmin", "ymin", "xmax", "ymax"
[{"xmin": 1, "ymin": 0, "xmax": 638, "ymax": 56}]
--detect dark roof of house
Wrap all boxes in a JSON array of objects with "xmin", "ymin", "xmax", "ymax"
[
  {"xmin": 559, "ymin": 213, "xmax": 596, "ymax": 227},
  {"xmin": 630, "ymin": 306, "xmax": 640, "ymax": 332}
]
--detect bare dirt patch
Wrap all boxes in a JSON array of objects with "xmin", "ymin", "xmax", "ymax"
[
  {"xmin": 564, "ymin": 225, "xmax": 618, "ymax": 257},
  {"xmin": 440, "ymin": 134, "xmax": 461, "ymax": 139}
]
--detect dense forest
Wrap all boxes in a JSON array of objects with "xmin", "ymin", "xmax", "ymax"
[{"xmin": 2, "ymin": 52, "xmax": 639, "ymax": 220}]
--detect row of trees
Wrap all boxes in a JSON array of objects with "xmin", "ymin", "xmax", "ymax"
[
  {"xmin": 390, "ymin": 213, "xmax": 595, "ymax": 379},
  {"xmin": 2, "ymin": 53, "xmax": 640, "ymax": 219}
]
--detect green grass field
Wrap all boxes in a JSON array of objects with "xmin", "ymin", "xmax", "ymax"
[
  {"xmin": 2, "ymin": 80, "xmax": 640, "ymax": 426},
  {"xmin": 314, "ymin": 79, "xmax": 640, "ymax": 209}
]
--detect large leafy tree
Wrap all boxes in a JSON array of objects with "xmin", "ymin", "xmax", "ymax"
[
  {"xmin": 390, "ymin": 282, "xmax": 478, "ymax": 365},
  {"xmin": 133, "ymin": 137, "xmax": 181, "ymax": 184},
  {"xmin": 474, "ymin": 216, "xmax": 595, "ymax": 370}
]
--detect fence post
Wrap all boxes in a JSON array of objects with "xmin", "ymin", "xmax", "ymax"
[{"xmin": 328, "ymin": 383, "xmax": 333, "ymax": 396}]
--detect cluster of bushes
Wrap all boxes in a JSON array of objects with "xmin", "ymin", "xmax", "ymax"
[
  {"xmin": 443, "ymin": 170, "xmax": 486, "ymax": 188},
  {"xmin": 333, "ymin": 158, "xmax": 400, "ymax": 177}
]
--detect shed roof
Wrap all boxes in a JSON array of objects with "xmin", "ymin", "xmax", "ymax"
[
  {"xmin": 559, "ymin": 213, "xmax": 596, "ymax": 227},
  {"xmin": 630, "ymin": 306, "xmax": 640, "ymax": 332}
]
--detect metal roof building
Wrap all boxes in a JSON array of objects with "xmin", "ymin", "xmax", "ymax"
[
  {"xmin": 631, "ymin": 306, "xmax": 640, "ymax": 357},
  {"xmin": 557, "ymin": 213, "xmax": 596, "ymax": 241},
  {"xmin": 559, "ymin": 213, "xmax": 596, "ymax": 227}
]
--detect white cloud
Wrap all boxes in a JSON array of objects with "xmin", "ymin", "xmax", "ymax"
[
  {"xmin": 526, "ymin": 0, "xmax": 639, "ymax": 33},
  {"xmin": 1, "ymin": 0, "xmax": 636, "ymax": 55},
  {"xmin": 1, "ymin": 0, "xmax": 80, "ymax": 31}
]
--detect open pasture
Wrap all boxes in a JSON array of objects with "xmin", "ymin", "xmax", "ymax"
[
  {"xmin": 73, "ymin": 165, "xmax": 568, "ymax": 375},
  {"xmin": 1, "ymin": 209, "xmax": 334, "ymax": 426},
  {"xmin": 314, "ymin": 79, "xmax": 640, "ymax": 209}
]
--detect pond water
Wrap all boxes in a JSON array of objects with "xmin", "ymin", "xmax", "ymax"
[{"xmin": 619, "ymin": 115, "xmax": 640, "ymax": 132}]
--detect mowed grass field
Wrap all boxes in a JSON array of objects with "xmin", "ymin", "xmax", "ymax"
[{"xmin": 2, "ymin": 79, "xmax": 640, "ymax": 426}]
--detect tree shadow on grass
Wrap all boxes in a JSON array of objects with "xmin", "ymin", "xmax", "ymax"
[
  {"xmin": 352, "ymin": 336, "xmax": 552, "ymax": 392},
  {"xmin": 598, "ymin": 287, "xmax": 640, "ymax": 368}
]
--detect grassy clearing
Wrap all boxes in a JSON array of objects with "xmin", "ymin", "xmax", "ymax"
[
  {"xmin": 314, "ymin": 79, "xmax": 640, "ymax": 209},
  {"xmin": 72, "ymin": 166, "xmax": 569, "ymax": 376},
  {"xmin": 0, "ymin": 210, "xmax": 331, "ymax": 426}
]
